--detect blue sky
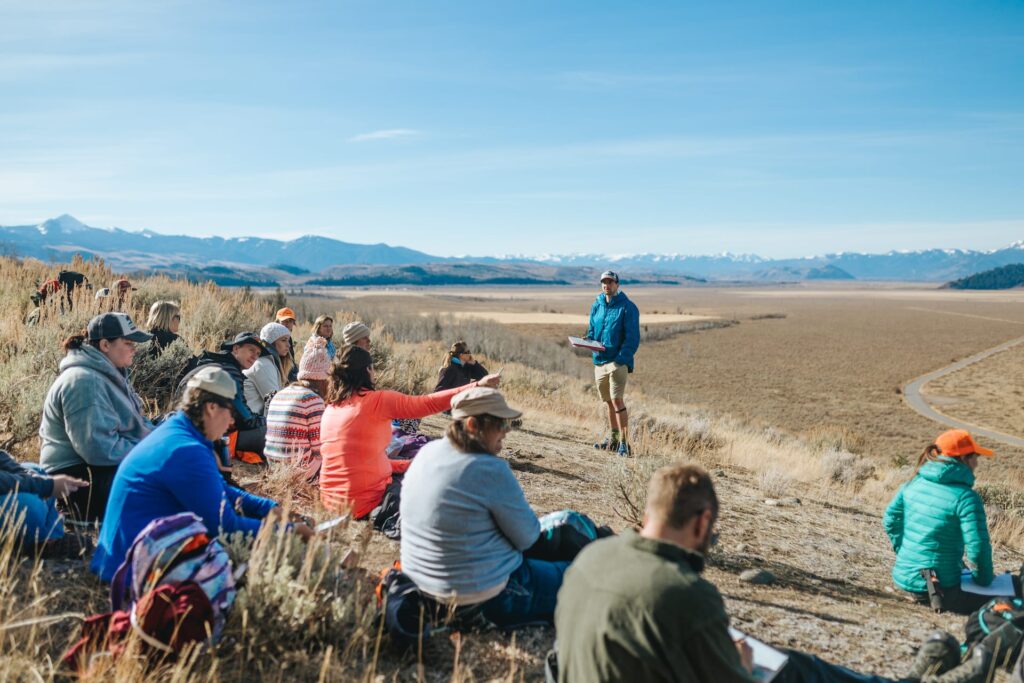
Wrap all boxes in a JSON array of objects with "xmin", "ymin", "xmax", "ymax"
[{"xmin": 1, "ymin": 1, "xmax": 1022, "ymax": 258}]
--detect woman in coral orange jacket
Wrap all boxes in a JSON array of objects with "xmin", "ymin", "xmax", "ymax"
[{"xmin": 319, "ymin": 345, "xmax": 500, "ymax": 518}]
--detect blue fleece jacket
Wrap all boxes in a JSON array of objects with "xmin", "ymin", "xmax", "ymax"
[
  {"xmin": 91, "ymin": 411, "xmax": 277, "ymax": 582},
  {"xmin": 586, "ymin": 291, "xmax": 640, "ymax": 371}
]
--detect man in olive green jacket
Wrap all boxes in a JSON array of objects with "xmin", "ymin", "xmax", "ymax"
[
  {"xmin": 555, "ymin": 464, "xmax": 755, "ymax": 682},
  {"xmin": 554, "ymin": 464, "xmax": 933, "ymax": 683}
]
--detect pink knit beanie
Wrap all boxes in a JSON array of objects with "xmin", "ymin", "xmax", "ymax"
[{"xmin": 299, "ymin": 336, "xmax": 331, "ymax": 380}]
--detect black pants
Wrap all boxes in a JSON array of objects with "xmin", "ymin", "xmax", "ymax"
[
  {"xmin": 235, "ymin": 424, "xmax": 266, "ymax": 456},
  {"xmin": 907, "ymin": 585, "xmax": 994, "ymax": 615},
  {"xmin": 50, "ymin": 463, "xmax": 118, "ymax": 523},
  {"xmin": 775, "ymin": 651, "xmax": 915, "ymax": 683}
]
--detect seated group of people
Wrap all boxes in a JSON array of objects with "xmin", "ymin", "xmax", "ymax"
[{"xmin": 3, "ymin": 295, "xmax": 1020, "ymax": 682}]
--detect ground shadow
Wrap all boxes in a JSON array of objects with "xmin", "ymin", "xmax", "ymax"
[
  {"xmin": 711, "ymin": 553, "xmax": 896, "ymax": 604},
  {"xmin": 508, "ymin": 458, "xmax": 584, "ymax": 482},
  {"xmin": 721, "ymin": 593, "xmax": 858, "ymax": 626}
]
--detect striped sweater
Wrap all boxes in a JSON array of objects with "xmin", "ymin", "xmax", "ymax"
[{"xmin": 265, "ymin": 385, "xmax": 324, "ymax": 468}]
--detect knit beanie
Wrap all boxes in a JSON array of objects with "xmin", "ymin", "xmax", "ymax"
[
  {"xmin": 299, "ymin": 336, "xmax": 331, "ymax": 380},
  {"xmin": 260, "ymin": 322, "xmax": 290, "ymax": 345},
  {"xmin": 341, "ymin": 321, "xmax": 371, "ymax": 346}
]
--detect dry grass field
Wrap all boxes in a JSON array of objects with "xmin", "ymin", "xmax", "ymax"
[
  {"xmin": 924, "ymin": 341, "xmax": 1024, "ymax": 439},
  {"xmin": 297, "ymin": 283, "xmax": 1024, "ymax": 469},
  {"xmin": 6, "ymin": 266, "xmax": 1024, "ymax": 681}
]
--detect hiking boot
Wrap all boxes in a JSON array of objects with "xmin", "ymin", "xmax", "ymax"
[
  {"xmin": 907, "ymin": 631, "xmax": 960, "ymax": 679},
  {"xmin": 594, "ymin": 436, "xmax": 619, "ymax": 451},
  {"xmin": 616, "ymin": 442, "xmax": 632, "ymax": 458},
  {"xmin": 923, "ymin": 640, "xmax": 992, "ymax": 683}
]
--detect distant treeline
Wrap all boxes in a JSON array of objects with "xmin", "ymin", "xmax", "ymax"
[
  {"xmin": 946, "ymin": 263, "xmax": 1024, "ymax": 290},
  {"xmin": 308, "ymin": 275, "xmax": 570, "ymax": 286}
]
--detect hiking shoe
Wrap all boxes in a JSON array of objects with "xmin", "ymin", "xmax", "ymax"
[
  {"xmin": 923, "ymin": 639, "xmax": 993, "ymax": 683},
  {"xmin": 907, "ymin": 631, "xmax": 960, "ymax": 679},
  {"xmin": 616, "ymin": 442, "xmax": 632, "ymax": 458},
  {"xmin": 594, "ymin": 437, "xmax": 619, "ymax": 451}
]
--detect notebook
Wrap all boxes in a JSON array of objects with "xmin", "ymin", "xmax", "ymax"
[
  {"xmin": 729, "ymin": 628, "xmax": 789, "ymax": 682},
  {"xmin": 961, "ymin": 570, "xmax": 1016, "ymax": 597}
]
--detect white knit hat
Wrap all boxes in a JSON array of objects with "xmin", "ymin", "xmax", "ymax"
[
  {"xmin": 299, "ymin": 336, "xmax": 331, "ymax": 380},
  {"xmin": 260, "ymin": 322, "xmax": 291, "ymax": 345}
]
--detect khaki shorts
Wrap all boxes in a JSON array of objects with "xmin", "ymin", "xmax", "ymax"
[{"xmin": 594, "ymin": 362, "xmax": 628, "ymax": 402}]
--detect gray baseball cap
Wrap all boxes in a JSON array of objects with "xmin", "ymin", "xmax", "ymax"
[
  {"xmin": 599, "ymin": 270, "xmax": 619, "ymax": 283},
  {"xmin": 87, "ymin": 312, "xmax": 152, "ymax": 343},
  {"xmin": 185, "ymin": 366, "xmax": 237, "ymax": 400}
]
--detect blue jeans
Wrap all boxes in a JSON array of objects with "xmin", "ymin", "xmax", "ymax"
[
  {"xmin": 481, "ymin": 557, "xmax": 570, "ymax": 628},
  {"xmin": 0, "ymin": 463, "xmax": 64, "ymax": 545}
]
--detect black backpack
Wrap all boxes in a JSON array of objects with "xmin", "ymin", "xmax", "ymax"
[{"xmin": 965, "ymin": 597, "xmax": 1024, "ymax": 670}]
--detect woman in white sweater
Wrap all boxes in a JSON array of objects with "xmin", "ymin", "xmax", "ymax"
[{"xmin": 243, "ymin": 322, "xmax": 293, "ymax": 415}]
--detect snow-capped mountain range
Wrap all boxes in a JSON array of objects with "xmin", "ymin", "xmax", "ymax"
[{"xmin": 2, "ymin": 214, "xmax": 1023, "ymax": 283}]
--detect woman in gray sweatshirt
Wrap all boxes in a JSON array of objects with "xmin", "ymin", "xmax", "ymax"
[
  {"xmin": 399, "ymin": 387, "xmax": 569, "ymax": 627},
  {"xmin": 39, "ymin": 312, "xmax": 153, "ymax": 522}
]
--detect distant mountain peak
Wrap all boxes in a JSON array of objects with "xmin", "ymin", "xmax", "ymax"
[{"xmin": 39, "ymin": 214, "xmax": 89, "ymax": 234}]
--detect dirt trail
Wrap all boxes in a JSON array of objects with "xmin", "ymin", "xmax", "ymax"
[
  {"xmin": 903, "ymin": 334, "xmax": 1024, "ymax": 449},
  {"xmin": 346, "ymin": 410, "xmax": 1023, "ymax": 681}
]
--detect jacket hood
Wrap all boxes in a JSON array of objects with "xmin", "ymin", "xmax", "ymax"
[
  {"xmin": 917, "ymin": 456, "xmax": 976, "ymax": 488},
  {"xmin": 593, "ymin": 291, "xmax": 629, "ymax": 307},
  {"xmin": 59, "ymin": 344, "xmax": 128, "ymax": 383}
]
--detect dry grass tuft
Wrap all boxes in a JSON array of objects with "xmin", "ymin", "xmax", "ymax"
[
  {"xmin": 820, "ymin": 449, "xmax": 876, "ymax": 488},
  {"xmin": 758, "ymin": 468, "xmax": 793, "ymax": 498}
]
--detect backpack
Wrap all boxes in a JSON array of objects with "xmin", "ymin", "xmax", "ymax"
[
  {"xmin": 110, "ymin": 512, "xmax": 237, "ymax": 643},
  {"xmin": 371, "ymin": 478, "xmax": 403, "ymax": 540},
  {"xmin": 526, "ymin": 510, "xmax": 613, "ymax": 562},
  {"xmin": 374, "ymin": 561, "xmax": 491, "ymax": 650},
  {"xmin": 964, "ymin": 597, "xmax": 1024, "ymax": 670},
  {"xmin": 57, "ymin": 269, "xmax": 87, "ymax": 293}
]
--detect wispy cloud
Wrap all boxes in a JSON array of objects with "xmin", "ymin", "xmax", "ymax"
[{"xmin": 348, "ymin": 128, "xmax": 420, "ymax": 143}]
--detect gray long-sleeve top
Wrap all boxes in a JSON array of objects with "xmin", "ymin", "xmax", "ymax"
[{"xmin": 399, "ymin": 436, "xmax": 541, "ymax": 599}]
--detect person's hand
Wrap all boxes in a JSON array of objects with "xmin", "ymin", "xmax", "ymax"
[
  {"xmin": 50, "ymin": 475, "xmax": 89, "ymax": 499},
  {"xmin": 478, "ymin": 373, "xmax": 501, "ymax": 388},
  {"xmin": 293, "ymin": 522, "xmax": 315, "ymax": 542},
  {"xmin": 735, "ymin": 638, "xmax": 754, "ymax": 674}
]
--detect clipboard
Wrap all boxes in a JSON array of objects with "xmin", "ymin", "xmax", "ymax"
[
  {"xmin": 568, "ymin": 336, "xmax": 606, "ymax": 351},
  {"xmin": 729, "ymin": 628, "xmax": 789, "ymax": 681}
]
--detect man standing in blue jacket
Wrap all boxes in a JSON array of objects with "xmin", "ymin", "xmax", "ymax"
[{"xmin": 586, "ymin": 270, "xmax": 640, "ymax": 457}]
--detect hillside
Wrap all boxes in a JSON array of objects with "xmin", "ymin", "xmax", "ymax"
[
  {"xmin": 946, "ymin": 263, "xmax": 1024, "ymax": 290},
  {"xmin": 3, "ymin": 256, "xmax": 1024, "ymax": 681}
]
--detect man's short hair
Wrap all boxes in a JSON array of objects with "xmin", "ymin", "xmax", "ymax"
[{"xmin": 646, "ymin": 463, "xmax": 718, "ymax": 529}]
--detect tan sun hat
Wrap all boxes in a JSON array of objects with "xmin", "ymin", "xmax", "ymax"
[
  {"xmin": 186, "ymin": 366, "xmax": 237, "ymax": 401},
  {"xmin": 450, "ymin": 387, "xmax": 522, "ymax": 420}
]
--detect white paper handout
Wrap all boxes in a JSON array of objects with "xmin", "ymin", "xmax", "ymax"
[
  {"xmin": 315, "ymin": 514, "xmax": 351, "ymax": 533},
  {"xmin": 567, "ymin": 336, "xmax": 606, "ymax": 351},
  {"xmin": 961, "ymin": 570, "xmax": 1016, "ymax": 597},
  {"xmin": 729, "ymin": 627, "xmax": 789, "ymax": 682}
]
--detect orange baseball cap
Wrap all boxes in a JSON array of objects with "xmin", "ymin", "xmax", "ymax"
[
  {"xmin": 935, "ymin": 429, "xmax": 994, "ymax": 457},
  {"xmin": 276, "ymin": 307, "xmax": 297, "ymax": 321}
]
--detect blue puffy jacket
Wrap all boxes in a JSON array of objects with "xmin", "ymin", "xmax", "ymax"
[
  {"xmin": 586, "ymin": 291, "xmax": 640, "ymax": 371},
  {"xmin": 883, "ymin": 457, "xmax": 993, "ymax": 593}
]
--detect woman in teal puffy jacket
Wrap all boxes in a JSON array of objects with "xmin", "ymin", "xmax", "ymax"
[{"xmin": 883, "ymin": 429, "xmax": 996, "ymax": 614}]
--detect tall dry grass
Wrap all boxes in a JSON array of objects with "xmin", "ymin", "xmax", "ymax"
[{"xmin": 5, "ymin": 256, "xmax": 1024, "ymax": 680}]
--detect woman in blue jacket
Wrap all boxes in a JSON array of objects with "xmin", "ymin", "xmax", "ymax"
[
  {"xmin": 883, "ymin": 429, "xmax": 997, "ymax": 614},
  {"xmin": 91, "ymin": 366, "xmax": 313, "ymax": 582}
]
